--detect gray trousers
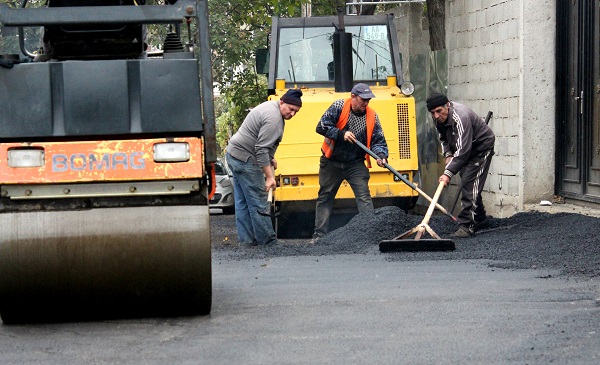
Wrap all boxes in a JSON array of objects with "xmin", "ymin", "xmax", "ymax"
[
  {"xmin": 313, "ymin": 157, "xmax": 373, "ymax": 238},
  {"xmin": 458, "ymin": 149, "xmax": 494, "ymax": 229}
]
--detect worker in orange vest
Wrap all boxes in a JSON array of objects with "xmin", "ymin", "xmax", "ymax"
[{"xmin": 311, "ymin": 83, "xmax": 389, "ymax": 244}]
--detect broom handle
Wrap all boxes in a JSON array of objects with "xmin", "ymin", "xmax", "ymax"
[
  {"xmin": 422, "ymin": 181, "xmax": 446, "ymax": 226},
  {"xmin": 354, "ymin": 140, "xmax": 458, "ymax": 222}
]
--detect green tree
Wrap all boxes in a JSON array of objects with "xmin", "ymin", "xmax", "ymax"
[{"xmin": 208, "ymin": 0, "xmax": 311, "ymax": 153}]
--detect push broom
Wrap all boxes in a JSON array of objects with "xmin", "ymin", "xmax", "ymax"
[{"xmin": 379, "ymin": 180, "xmax": 456, "ymax": 252}]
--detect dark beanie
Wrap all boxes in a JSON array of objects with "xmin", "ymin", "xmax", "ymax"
[
  {"xmin": 281, "ymin": 89, "xmax": 303, "ymax": 107},
  {"xmin": 426, "ymin": 92, "xmax": 449, "ymax": 111}
]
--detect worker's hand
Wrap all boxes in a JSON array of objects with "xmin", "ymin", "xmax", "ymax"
[
  {"xmin": 376, "ymin": 158, "xmax": 387, "ymax": 167},
  {"xmin": 343, "ymin": 131, "xmax": 357, "ymax": 143},
  {"xmin": 439, "ymin": 174, "xmax": 450, "ymax": 187},
  {"xmin": 271, "ymin": 158, "xmax": 278, "ymax": 170},
  {"xmin": 444, "ymin": 156, "xmax": 453, "ymax": 165},
  {"xmin": 265, "ymin": 176, "xmax": 277, "ymax": 192}
]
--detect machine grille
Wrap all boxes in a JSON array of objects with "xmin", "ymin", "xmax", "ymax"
[{"xmin": 397, "ymin": 103, "xmax": 411, "ymax": 159}]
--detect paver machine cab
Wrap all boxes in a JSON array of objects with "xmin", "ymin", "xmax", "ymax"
[
  {"xmin": 259, "ymin": 14, "xmax": 419, "ymax": 238},
  {"xmin": 0, "ymin": 0, "xmax": 216, "ymax": 323}
]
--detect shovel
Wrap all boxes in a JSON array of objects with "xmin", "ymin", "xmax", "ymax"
[
  {"xmin": 257, "ymin": 187, "xmax": 278, "ymax": 218},
  {"xmin": 354, "ymin": 140, "xmax": 457, "ymax": 222},
  {"xmin": 379, "ymin": 181, "xmax": 456, "ymax": 252},
  {"xmin": 257, "ymin": 166, "xmax": 278, "ymax": 218}
]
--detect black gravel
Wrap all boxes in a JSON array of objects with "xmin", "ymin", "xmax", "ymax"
[{"xmin": 211, "ymin": 206, "xmax": 600, "ymax": 278}]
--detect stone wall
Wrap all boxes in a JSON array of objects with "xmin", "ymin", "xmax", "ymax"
[{"xmin": 446, "ymin": 0, "xmax": 556, "ymax": 217}]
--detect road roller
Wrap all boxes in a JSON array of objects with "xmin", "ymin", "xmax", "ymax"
[{"xmin": 0, "ymin": 0, "xmax": 215, "ymax": 323}]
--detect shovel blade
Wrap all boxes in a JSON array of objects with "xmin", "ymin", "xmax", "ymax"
[{"xmin": 379, "ymin": 238, "xmax": 456, "ymax": 252}]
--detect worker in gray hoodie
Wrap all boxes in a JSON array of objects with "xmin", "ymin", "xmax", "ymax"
[
  {"xmin": 426, "ymin": 92, "xmax": 495, "ymax": 238},
  {"xmin": 225, "ymin": 89, "xmax": 303, "ymax": 246}
]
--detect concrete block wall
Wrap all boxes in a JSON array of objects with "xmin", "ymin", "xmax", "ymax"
[
  {"xmin": 520, "ymin": 0, "xmax": 556, "ymax": 205},
  {"xmin": 446, "ymin": 0, "xmax": 556, "ymax": 218}
]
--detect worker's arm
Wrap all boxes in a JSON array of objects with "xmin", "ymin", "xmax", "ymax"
[{"xmin": 316, "ymin": 100, "xmax": 344, "ymax": 141}]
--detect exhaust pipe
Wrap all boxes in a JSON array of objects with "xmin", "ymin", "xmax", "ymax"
[{"xmin": 333, "ymin": 13, "xmax": 353, "ymax": 92}]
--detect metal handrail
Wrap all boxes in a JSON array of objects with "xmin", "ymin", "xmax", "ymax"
[
  {"xmin": 346, "ymin": 0, "xmax": 426, "ymax": 15},
  {"xmin": 0, "ymin": 0, "xmax": 198, "ymax": 26}
]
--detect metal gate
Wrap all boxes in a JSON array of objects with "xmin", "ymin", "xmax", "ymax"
[{"xmin": 557, "ymin": 0, "xmax": 600, "ymax": 201}]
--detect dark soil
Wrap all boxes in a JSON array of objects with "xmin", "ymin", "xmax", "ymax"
[{"xmin": 211, "ymin": 207, "xmax": 600, "ymax": 278}]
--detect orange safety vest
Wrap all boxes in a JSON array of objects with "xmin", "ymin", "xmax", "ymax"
[{"xmin": 321, "ymin": 98, "xmax": 376, "ymax": 167}]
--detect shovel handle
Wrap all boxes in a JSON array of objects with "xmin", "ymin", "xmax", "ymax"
[
  {"xmin": 354, "ymin": 140, "xmax": 458, "ymax": 222},
  {"xmin": 410, "ymin": 182, "xmax": 456, "ymax": 221},
  {"xmin": 267, "ymin": 165, "xmax": 274, "ymax": 202}
]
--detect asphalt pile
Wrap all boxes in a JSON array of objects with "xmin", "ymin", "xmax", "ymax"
[{"xmin": 211, "ymin": 206, "xmax": 600, "ymax": 278}]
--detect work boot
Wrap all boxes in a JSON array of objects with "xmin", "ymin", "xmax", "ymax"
[
  {"xmin": 265, "ymin": 239, "xmax": 281, "ymax": 246},
  {"xmin": 308, "ymin": 234, "xmax": 322, "ymax": 245},
  {"xmin": 473, "ymin": 216, "xmax": 490, "ymax": 232},
  {"xmin": 452, "ymin": 225, "xmax": 474, "ymax": 238}
]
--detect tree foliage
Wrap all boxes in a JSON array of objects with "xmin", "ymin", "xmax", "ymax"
[{"xmin": 208, "ymin": 0, "xmax": 311, "ymax": 153}]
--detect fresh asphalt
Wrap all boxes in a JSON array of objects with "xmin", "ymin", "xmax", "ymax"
[{"xmin": 0, "ymin": 209, "xmax": 598, "ymax": 364}]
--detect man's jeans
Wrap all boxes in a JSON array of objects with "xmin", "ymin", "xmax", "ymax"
[
  {"xmin": 225, "ymin": 153, "xmax": 276, "ymax": 245},
  {"xmin": 313, "ymin": 157, "xmax": 374, "ymax": 238}
]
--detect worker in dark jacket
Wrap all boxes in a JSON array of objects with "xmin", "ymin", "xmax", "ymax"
[
  {"xmin": 311, "ymin": 83, "xmax": 388, "ymax": 244},
  {"xmin": 426, "ymin": 92, "xmax": 495, "ymax": 238}
]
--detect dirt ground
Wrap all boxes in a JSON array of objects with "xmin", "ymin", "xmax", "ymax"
[{"xmin": 211, "ymin": 205, "xmax": 600, "ymax": 279}]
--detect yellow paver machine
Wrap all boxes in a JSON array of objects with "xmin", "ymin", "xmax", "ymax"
[{"xmin": 258, "ymin": 14, "xmax": 420, "ymax": 238}]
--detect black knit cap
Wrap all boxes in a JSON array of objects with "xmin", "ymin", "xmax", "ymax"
[
  {"xmin": 426, "ymin": 92, "xmax": 449, "ymax": 111},
  {"xmin": 281, "ymin": 89, "xmax": 303, "ymax": 107}
]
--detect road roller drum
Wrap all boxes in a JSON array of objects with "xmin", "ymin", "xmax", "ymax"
[{"xmin": 0, "ymin": 205, "xmax": 212, "ymax": 323}]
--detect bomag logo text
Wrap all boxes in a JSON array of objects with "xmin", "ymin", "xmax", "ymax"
[{"xmin": 52, "ymin": 152, "xmax": 146, "ymax": 172}]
